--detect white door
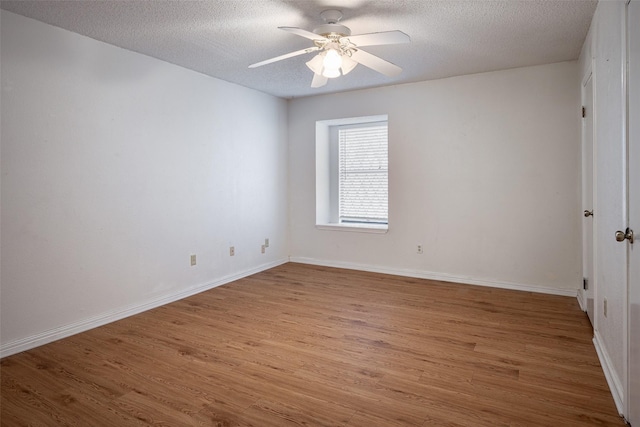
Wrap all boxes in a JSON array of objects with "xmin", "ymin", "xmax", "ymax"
[
  {"xmin": 583, "ymin": 72, "xmax": 595, "ymax": 324},
  {"xmin": 595, "ymin": 0, "xmax": 628, "ymax": 359},
  {"xmin": 626, "ymin": 0, "xmax": 639, "ymax": 423}
]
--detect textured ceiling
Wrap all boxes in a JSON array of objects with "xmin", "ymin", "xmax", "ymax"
[{"xmin": 0, "ymin": 0, "xmax": 597, "ymax": 99}]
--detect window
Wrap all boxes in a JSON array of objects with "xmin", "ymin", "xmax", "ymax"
[
  {"xmin": 316, "ymin": 115, "xmax": 389, "ymax": 233},
  {"xmin": 338, "ymin": 123, "xmax": 388, "ymax": 224}
]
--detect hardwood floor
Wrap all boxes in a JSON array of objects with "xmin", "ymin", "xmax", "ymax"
[{"xmin": 0, "ymin": 263, "xmax": 626, "ymax": 426}]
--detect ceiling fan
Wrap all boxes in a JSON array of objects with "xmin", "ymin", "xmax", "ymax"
[{"xmin": 248, "ymin": 10, "xmax": 410, "ymax": 88}]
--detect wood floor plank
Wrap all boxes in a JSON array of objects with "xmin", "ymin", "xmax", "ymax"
[{"xmin": 0, "ymin": 263, "xmax": 627, "ymax": 426}]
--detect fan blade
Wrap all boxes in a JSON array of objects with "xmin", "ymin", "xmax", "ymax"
[
  {"xmin": 249, "ymin": 46, "xmax": 320, "ymax": 68},
  {"xmin": 311, "ymin": 73, "xmax": 328, "ymax": 88},
  {"xmin": 350, "ymin": 49, "xmax": 402, "ymax": 77},
  {"xmin": 343, "ymin": 30, "xmax": 410, "ymax": 47},
  {"xmin": 279, "ymin": 26, "xmax": 325, "ymax": 41}
]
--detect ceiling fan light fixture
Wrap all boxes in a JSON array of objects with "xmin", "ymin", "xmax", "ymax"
[
  {"xmin": 322, "ymin": 48, "xmax": 343, "ymax": 78},
  {"xmin": 322, "ymin": 67, "xmax": 341, "ymax": 78},
  {"xmin": 306, "ymin": 53, "xmax": 325, "ymax": 74},
  {"xmin": 340, "ymin": 54, "xmax": 358, "ymax": 75}
]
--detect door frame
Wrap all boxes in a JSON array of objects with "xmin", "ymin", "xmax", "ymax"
[{"xmin": 624, "ymin": 0, "xmax": 638, "ymax": 423}]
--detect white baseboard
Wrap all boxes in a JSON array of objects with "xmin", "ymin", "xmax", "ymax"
[
  {"xmin": 0, "ymin": 258, "xmax": 288, "ymax": 359},
  {"xmin": 577, "ymin": 288, "xmax": 587, "ymax": 311},
  {"xmin": 289, "ymin": 257, "xmax": 578, "ymax": 297},
  {"xmin": 593, "ymin": 331, "xmax": 625, "ymax": 415}
]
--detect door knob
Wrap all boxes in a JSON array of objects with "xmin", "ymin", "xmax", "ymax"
[
  {"xmin": 615, "ymin": 228, "xmax": 634, "ymax": 244},
  {"xmin": 584, "ymin": 210, "xmax": 593, "ymax": 217}
]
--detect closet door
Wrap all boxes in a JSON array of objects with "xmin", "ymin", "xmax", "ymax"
[{"xmin": 582, "ymin": 71, "xmax": 595, "ymax": 324}]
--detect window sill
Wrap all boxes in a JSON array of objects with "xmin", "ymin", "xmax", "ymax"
[{"xmin": 315, "ymin": 223, "xmax": 388, "ymax": 234}]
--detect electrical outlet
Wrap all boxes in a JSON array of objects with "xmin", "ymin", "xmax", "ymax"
[
  {"xmin": 229, "ymin": 246, "xmax": 235, "ymax": 256},
  {"xmin": 265, "ymin": 238, "xmax": 269, "ymax": 248},
  {"xmin": 417, "ymin": 245, "xmax": 423, "ymax": 254},
  {"xmin": 261, "ymin": 245, "xmax": 266, "ymax": 254},
  {"xmin": 604, "ymin": 298, "xmax": 608, "ymax": 317},
  {"xmin": 190, "ymin": 254, "xmax": 197, "ymax": 266}
]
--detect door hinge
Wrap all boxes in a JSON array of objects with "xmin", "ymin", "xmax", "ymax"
[
  {"xmin": 582, "ymin": 106, "xmax": 586, "ymax": 118},
  {"xmin": 583, "ymin": 278, "xmax": 588, "ymax": 290}
]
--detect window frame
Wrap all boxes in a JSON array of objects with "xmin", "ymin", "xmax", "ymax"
[{"xmin": 315, "ymin": 115, "xmax": 389, "ymax": 234}]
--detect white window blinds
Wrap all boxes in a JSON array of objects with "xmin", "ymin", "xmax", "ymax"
[{"xmin": 338, "ymin": 123, "xmax": 388, "ymax": 224}]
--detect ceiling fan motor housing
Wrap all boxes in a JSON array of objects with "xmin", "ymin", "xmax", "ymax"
[{"xmin": 313, "ymin": 23, "xmax": 351, "ymax": 38}]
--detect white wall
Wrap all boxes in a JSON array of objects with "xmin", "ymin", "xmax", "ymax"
[
  {"xmin": 579, "ymin": 1, "xmax": 628, "ymax": 413},
  {"xmin": 289, "ymin": 62, "xmax": 581, "ymax": 295},
  {"xmin": 0, "ymin": 11, "xmax": 289, "ymax": 356}
]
